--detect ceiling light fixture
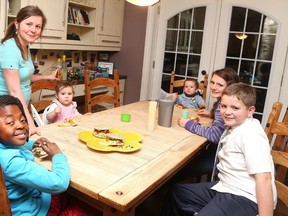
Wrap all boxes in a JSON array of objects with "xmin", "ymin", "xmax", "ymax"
[
  {"xmin": 235, "ymin": 33, "xmax": 248, "ymax": 40},
  {"xmin": 126, "ymin": 0, "xmax": 159, "ymax": 6}
]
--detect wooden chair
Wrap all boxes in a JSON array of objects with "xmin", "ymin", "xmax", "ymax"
[
  {"xmin": 265, "ymin": 102, "xmax": 288, "ymax": 152},
  {"xmin": 0, "ymin": 165, "xmax": 12, "ymax": 216},
  {"xmin": 271, "ymin": 150, "xmax": 288, "ymax": 216},
  {"xmin": 264, "ymin": 102, "xmax": 288, "ymax": 185},
  {"xmin": 30, "ymin": 80, "xmax": 57, "ymax": 126},
  {"xmin": 169, "ymin": 71, "xmax": 208, "ymax": 100},
  {"xmin": 30, "ymin": 80, "xmax": 57, "ymax": 113},
  {"xmin": 84, "ymin": 68, "xmax": 120, "ymax": 113}
]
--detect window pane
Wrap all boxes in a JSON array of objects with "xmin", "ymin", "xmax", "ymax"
[
  {"xmin": 167, "ymin": 15, "xmax": 179, "ymax": 29},
  {"xmin": 255, "ymin": 88, "xmax": 267, "ymax": 113},
  {"xmin": 187, "ymin": 55, "xmax": 200, "ymax": 77},
  {"xmin": 175, "ymin": 54, "xmax": 188, "ymax": 76},
  {"xmin": 163, "ymin": 53, "xmax": 175, "ymax": 73},
  {"xmin": 161, "ymin": 74, "xmax": 172, "ymax": 92},
  {"xmin": 227, "ymin": 33, "xmax": 242, "ymax": 57},
  {"xmin": 180, "ymin": 9, "xmax": 192, "ymax": 29},
  {"xmin": 193, "ymin": 7, "xmax": 206, "ymax": 29},
  {"xmin": 190, "ymin": 31, "xmax": 203, "ymax": 54},
  {"xmin": 254, "ymin": 62, "xmax": 271, "ymax": 87},
  {"xmin": 165, "ymin": 30, "xmax": 178, "ymax": 51},
  {"xmin": 178, "ymin": 30, "xmax": 190, "ymax": 52},
  {"xmin": 257, "ymin": 34, "xmax": 276, "ymax": 61},
  {"xmin": 262, "ymin": 17, "xmax": 277, "ymax": 34},
  {"xmin": 246, "ymin": 10, "xmax": 261, "ymax": 32},
  {"xmin": 239, "ymin": 60, "xmax": 254, "ymax": 84},
  {"xmin": 242, "ymin": 34, "xmax": 258, "ymax": 59},
  {"xmin": 225, "ymin": 58, "xmax": 239, "ymax": 72},
  {"xmin": 230, "ymin": 7, "xmax": 246, "ymax": 31}
]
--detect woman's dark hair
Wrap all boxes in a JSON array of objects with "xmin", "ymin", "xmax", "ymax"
[
  {"xmin": 210, "ymin": 67, "xmax": 240, "ymax": 119},
  {"xmin": 1, "ymin": 5, "xmax": 47, "ymax": 59}
]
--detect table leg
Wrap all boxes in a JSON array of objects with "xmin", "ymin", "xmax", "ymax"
[{"xmin": 103, "ymin": 205, "xmax": 135, "ymax": 216}]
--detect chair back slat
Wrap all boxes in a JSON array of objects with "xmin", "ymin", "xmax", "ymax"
[
  {"xmin": 265, "ymin": 102, "xmax": 283, "ymax": 143},
  {"xmin": 271, "ymin": 150, "xmax": 288, "ymax": 212},
  {"xmin": 30, "ymin": 80, "xmax": 57, "ymax": 113}
]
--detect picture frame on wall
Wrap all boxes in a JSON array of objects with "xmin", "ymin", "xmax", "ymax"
[
  {"xmin": 98, "ymin": 62, "xmax": 114, "ymax": 75},
  {"xmin": 98, "ymin": 52, "xmax": 109, "ymax": 61}
]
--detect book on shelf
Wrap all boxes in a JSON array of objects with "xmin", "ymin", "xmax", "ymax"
[{"xmin": 68, "ymin": 6, "xmax": 90, "ymax": 25}]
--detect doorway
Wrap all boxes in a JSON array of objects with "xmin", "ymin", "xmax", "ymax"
[{"xmin": 141, "ymin": 0, "xmax": 288, "ymax": 125}]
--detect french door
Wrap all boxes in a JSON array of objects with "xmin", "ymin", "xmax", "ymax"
[{"xmin": 141, "ymin": 0, "xmax": 288, "ymax": 125}]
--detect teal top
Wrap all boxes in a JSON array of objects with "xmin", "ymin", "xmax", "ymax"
[
  {"xmin": 0, "ymin": 140, "xmax": 70, "ymax": 216},
  {"xmin": 0, "ymin": 38, "xmax": 34, "ymax": 104}
]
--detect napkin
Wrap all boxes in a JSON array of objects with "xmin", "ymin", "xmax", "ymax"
[{"xmin": 147, "ymin": 101, "xmax": 157, "ymax": 132}]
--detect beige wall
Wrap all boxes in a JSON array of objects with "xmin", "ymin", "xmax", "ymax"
[{"xmin": 110, "ymin": 3, "xmax": 148, "ymax": 105}]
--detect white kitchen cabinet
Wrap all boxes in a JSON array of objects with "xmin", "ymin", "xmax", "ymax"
[
  {"xmin": 1, "ymin": 0, "xmax": 125, "ymax": 50},
  {"xmin": 27, "ymin": 0, "xmax": 66, "ymax": 39},
  {"xmin": 0, "ymin": 0, "xmax": 6, "ymax": 39},
  {"xmin": 3, "ymin": 0, "xmax": 66, "ymax": 39},
  {"xmin": 96, "ymin": 0, "xmax": 124, "ymax": 47}
]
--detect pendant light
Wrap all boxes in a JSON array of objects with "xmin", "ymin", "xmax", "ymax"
[
  {"xmin": 126, "ymin": 0, "xmax": 159, "ymax": 6},
  {"xmin": 235, "ymin": 33, "xmax": 248, "ymax": 40}
]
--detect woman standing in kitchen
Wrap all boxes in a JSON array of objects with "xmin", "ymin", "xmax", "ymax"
[{"xmin": 0, "ymin": 5, "xmax": 59, "ymax": 136}]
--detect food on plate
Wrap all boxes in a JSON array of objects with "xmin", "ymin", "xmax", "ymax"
[
  {"xmin": 66, "ymin": 118, "xmax": 77, "ymax": 126},
  {"xmin": 190, "ymin": 116, "xmax": 200, "ymax": 122},
  {"xmin": 93, "ymin": 126, "xmax": 111, "ymax": 138},
  {"xmin": 32, "ymin": 147, "xmax": 48, "ymax": 158},
  {"xmin": 176, "ymin": 104, "xmax": 188, "ymax": 109},
  {"xmin": 105, "ymin": 133, "xmax": 124, "ymax": 146},
  {"xmin": 58, "ymin": 118, "xmax": 78, "ymax": 127}
]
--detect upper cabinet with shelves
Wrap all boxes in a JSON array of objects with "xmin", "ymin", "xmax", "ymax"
[
  {"xmin": 0, "ymin": 0, "xmax": 125, "ymax": 50},
  {"xmin": 66, "ymin": 0, "xmax": 96, "ymax": 45},
  {"xmin": 95, "ymin": 0, "xmax": 125, "ymax": 47}
]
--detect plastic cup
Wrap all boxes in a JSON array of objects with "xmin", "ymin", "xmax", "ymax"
[
  {"xmin": 181, "ymin": 109, "xmax": 189, "ymax": 119},
  {"xmin": 158, "ymin": 100, "xmax": 174, "ymax": 127},
  {"xmin": 121, "ymin": 113, "xmax": 131, "ymax": 122}
]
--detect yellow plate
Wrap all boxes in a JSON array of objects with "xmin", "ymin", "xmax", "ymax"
[
  {"xmin": 78, "ymin": 131, "xmax": 95, "ymax": 143},
  {"xmin": 120, "ymin": 132, "xmax": 143, "ymax": 142},
  {"xmin": 78, "ymin": 129, "xmax": 143, "ymax": 143},
  {"xmin": 86, "ymin": 139, "xmax": 142, "ymax": 153}
]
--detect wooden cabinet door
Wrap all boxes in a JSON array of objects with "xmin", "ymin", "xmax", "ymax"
[
  {"xmin": 97, "ymin": 0, "xmax": 124, "ymax": 37},
  {"xmin": 28, "ymin": 0, "xmax": 66, "ymax": 39},
  {"xmin": 0, "ymin": 0, "xmax": 6, "ymax": 39}
]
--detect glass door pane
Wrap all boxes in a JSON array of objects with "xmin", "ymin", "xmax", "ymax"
[
  {"xmin": 161, "ymin": 7, "xmax": 206, "ymax": 93},
  {"xmin": 225, "ymin": 7, "xmax": 277, "ymax": 121}
]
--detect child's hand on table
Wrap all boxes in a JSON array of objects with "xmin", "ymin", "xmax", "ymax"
[
  {"xmin": 178, "ymin": 118, "xmax": 190, "ymax": 127},
  {"xmin": 33, "ymin": 137, "xmax": 62, "ymax": 157}
]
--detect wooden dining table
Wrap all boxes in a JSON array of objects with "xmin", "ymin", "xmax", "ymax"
[{"xmin": 32, "ymin": 100, "xmax": 211, "ymax": 216}]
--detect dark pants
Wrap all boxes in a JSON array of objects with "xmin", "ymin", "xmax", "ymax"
[{"xmin": 162, "ymin": 182, "xmax": 258, "ymax": 216}]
